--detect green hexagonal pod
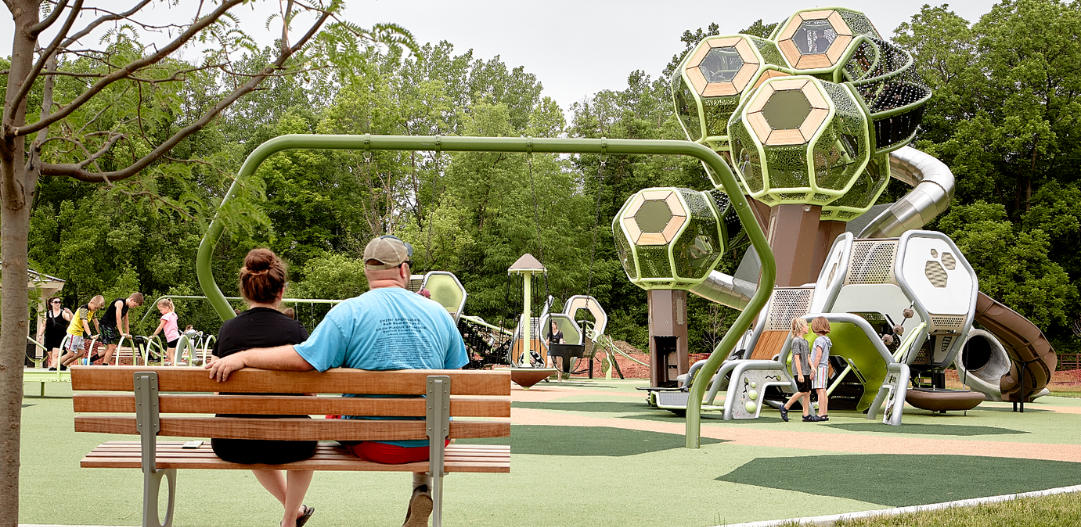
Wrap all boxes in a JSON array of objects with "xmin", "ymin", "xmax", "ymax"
[
  {"xmin": 673, "ymin": 35, "xmax": 793, "ymax": 147},
  {"xmin": 612, "ymin": 188, "xmax": 729, "ymax": 290},
  {"xmin": 822, "ymin": 152, "xmax": 890, "ymax": 221},
  {"xmin": 773, "ymin": 8, "xmax": 881, "ymax": 79},
  {"xmin": 727, "ymin": 75, "xmax": 871, "ymax": 208}
]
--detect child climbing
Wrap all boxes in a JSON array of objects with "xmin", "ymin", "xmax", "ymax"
[{"xmin": 150, "ymin": 298, "xmax": 181, "ymax": 365}]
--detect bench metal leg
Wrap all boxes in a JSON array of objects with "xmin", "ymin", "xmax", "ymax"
[
  {"xmin": 426, "ymin": 376, "xmax": 450, "ymax": 527},
  {"xmin": 135, "ymin": 371, "xmax": 174, "ymax": 527},
  {"xmin": 142, "ymin": 468, "xmax": 176, "ymax": 527}
]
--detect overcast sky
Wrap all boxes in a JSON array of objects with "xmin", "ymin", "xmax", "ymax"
[{"xmin": 3, "ymin": 1, "xmax": 1001, "ymax": 114}]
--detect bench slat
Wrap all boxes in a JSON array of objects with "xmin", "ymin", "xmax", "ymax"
[
  {"xmin": 71, "ymin": 366, "xmax": 511, "ymax": 396},
  {"xmin": 75, "ymin": 416, "xmax": 510, "ymax": 441},
  {"xmin": 73, "ymin": 393, "xmax": 510, "ymax": 418},
  {"xmin": 80, "ymin": 442, "xmax": 509, "ymax": 473}
]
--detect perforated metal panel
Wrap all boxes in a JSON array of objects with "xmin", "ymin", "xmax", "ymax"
[
  {"xmin": 766, "ymin": 288, "xmax": 814, "ymax": 330},
  {"xmin": 845, "ymin": 241, "xmax": 897, "ymax": 284}
]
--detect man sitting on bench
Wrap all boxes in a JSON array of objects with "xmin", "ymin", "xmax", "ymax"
[{"xmin": 207, "ymin": 235, "xmax": 468, "ymax": 527}]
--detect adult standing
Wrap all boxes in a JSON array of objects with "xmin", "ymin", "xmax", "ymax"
[
  {"xmin": 209, "ymin": 248, "xmax": 316, "ymax": 527},
  {"xmin": 97, "ymin": 293, "xmax": 144, "ymax": 365},
  {"xmin": 38, "ymin": 297, "xmax": 71, "ymax": 370},
  {"xmin": 207, "ymin": 235, "xmax": 468, "ymax": 527}
]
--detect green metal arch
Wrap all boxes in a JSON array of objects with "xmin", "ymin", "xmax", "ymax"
[{"xmin": 196, "ymin": 133, "xmax": 777, "ymax": 448}]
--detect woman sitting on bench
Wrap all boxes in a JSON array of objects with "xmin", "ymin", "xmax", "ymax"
[{"xmin": 210, "ymin": 248, "xmax": 316, "ymax": 527}]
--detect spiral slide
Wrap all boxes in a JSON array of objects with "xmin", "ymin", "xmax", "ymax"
[{"xmin": 973, "ymin": 293, "xmax": 1057, "ymax": 402}]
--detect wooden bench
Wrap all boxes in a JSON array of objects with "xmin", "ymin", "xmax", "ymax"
[{"xmin": 72, "ymin": 366, "xmax": 511, "ymax": 527}]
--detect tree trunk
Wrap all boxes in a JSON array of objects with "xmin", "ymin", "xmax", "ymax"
[
  {"xmin": 0, "ymin": 197, "xmax": 31, "ymax": 527},
  {"xmin": 1, "ymin": 2, "xmax": 42, "ymax": 524}
]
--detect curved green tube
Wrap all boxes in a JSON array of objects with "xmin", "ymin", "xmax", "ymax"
[{"xmin": 195, "ymin": 133, "xmax": 776, "ymax": 448}]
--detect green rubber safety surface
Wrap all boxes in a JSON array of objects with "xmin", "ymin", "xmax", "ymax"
[
  {"xmin": 19, "ymin": 379, "xmax": 1081, "ymax": 526},
  {"xmin": 718, "ymin": 454, "xmax": 1081, "ymax": 507}
]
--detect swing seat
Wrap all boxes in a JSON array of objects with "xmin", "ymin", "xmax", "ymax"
[{"xmin": 548, "ymin": 344, "xmax": 586, "ymax": 373}]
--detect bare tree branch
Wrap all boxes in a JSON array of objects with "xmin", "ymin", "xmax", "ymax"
[
  {"xmin": 7, "ymin": 0, "xmax": 84, "ymax": 121},
  {"xmin": 15, "ymin": 0, "xmax": 246, "ymax": 137},
  {"xmin": 60, "ymin": 1, "xmax": 153, "ymax": 48},
  {"xmin": 77, "ymin": 132, "xmax": 126, "ymax": 169},
  {"xmin": 40, "ymin": 5, "xmax": 334, "ymax": 183},
  {"xmin": 29, "ymin": 0, "xmax": 70, "ymax": 36}
]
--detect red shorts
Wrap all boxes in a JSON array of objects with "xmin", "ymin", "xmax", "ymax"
[{"xmin": 344, "ymin": 440, "xmax": 450, "ymax": 464}]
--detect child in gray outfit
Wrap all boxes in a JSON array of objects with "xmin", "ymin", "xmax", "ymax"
[{"xmin": 780, "ymin": 318, "xmax": 818, "ymax": 422}]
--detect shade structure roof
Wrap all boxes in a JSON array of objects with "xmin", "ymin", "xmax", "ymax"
[{"xmin": 508, "ymin": 253, "xmax": 546, "ymax": 275}]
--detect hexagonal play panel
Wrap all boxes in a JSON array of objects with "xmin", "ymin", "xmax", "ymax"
[
  {"xmin": 745, "ymin": 78, "xmax": 830, "ymax": 146},
  {"xmin": 685, "ymin": 36, "xmax": 760, "ymax": 98},
  {"xmin": 621, "ymin": 190, "xmax": 687, "ymax": 246},
  {"xmin": 776, "ymin": 10, "xmax": 854, "ymax": 70}
]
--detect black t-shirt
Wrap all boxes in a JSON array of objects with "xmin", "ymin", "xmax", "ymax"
[
  {"xmin": 44, "ymin": 309, "xmax": 69, "ymax": 347},
  {"xmin": 213, "ymin": 307, "xmax": 309, "ymax": 358},
  {"xmin": 548, "ymin": 329, "xmax": 564, "ymax": 344},
  {"xmin": 98, "ymin": 298, "xmax": 128, "ymax": 328}
]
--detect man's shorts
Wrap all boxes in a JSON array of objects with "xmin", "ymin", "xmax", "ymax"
[
  {"xmin": 343, "ymin": 440, "xmax": 450, "ymax": 464},
  {"xmin": 794, "ymin": 375, "xmax": 812, "ymax": 393},
  {"xmin": 812, "ymin": 364, "xmax": 829, "ymax": 390},
  {"xmin": 99, "ymin": 325, "xmax": 121, "ymax": 345},
  {"xmin": 67, "ymin": 335, "xmax": 86, "ymax": 353}
]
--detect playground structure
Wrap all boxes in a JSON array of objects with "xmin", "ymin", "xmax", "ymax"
[
  {"xmin": 615, "ymin": 6, "xmax": 1056, "ymax": 427},
  {"xmin": 183, "ymin": 7, "xmax": 1060, "ymax": 447},
  {"xmin": 407, "ymin": 255, "xmax": 625, "ymax": 387}
]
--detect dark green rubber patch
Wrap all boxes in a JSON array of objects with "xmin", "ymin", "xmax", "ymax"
[
  {"xmin": 718, "ymin": 454, "xmax": 1081, "ymax": 506},
  {"xmin": 827, "ymin": 423, "xmax": 1027, "ymax": 436}
]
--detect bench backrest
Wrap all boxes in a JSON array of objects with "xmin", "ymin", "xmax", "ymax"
[{"xmin": 72, "ymin": 366, "xmax": 511, "ymax": 443}]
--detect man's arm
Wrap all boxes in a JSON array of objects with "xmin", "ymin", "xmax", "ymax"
[
  {"xmin": 206, "ymin": 344, "xmax": 314, "ymax": 382},
  {"xmin": 112, "ymin": 300, "xmax": 123, "ymax": 325},
  {"xmin": 122, "ymin": 311, "xmax": 130, "ymax": 336}
]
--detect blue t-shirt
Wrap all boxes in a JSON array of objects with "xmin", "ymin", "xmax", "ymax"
[
  {"xmin": 812, "ymin": 335, "xmax": 832, "ymax": 367},
  {"xmin": 294, "ymin": 286, "xmax": 468, "ymax": 447}
]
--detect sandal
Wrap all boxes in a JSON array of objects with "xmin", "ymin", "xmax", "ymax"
[{"xmin": 296, "ymin": 505, "xmax": 315, "ymax": 527}]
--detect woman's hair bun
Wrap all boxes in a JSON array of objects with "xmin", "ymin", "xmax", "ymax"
[
  {"xmin": 239, "ymin": 248, "xmax": 287, "ymax": 304},
  {"xmin": 244, "ymin": 248, "xmax": 275, "ymax": 272}
]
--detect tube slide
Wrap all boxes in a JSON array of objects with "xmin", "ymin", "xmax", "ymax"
[
  {"xmin": 689, "ymin": 271, "xmax": 756, "ymax": 311},
  {"xmin": 974, "ymin": 293, "xmax": 1057, "ymax": 402}
]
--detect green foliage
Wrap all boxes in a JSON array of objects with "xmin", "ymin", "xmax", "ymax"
[
  {"xmin": 937, "ymin": 202, "xmax": 1077, "ymax": 350},
  {"xmin": 896, "ymin": 0, "xmax": 1081, "ymax": 350},
  {"xmin": 289, "ymin": 253, "xmax": 369, "ymax": 300}
]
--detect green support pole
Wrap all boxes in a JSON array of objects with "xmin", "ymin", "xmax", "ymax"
[
  {"xmin": 522, "ymin": 272, "xmax": 532, "ymax": 367},
  {"xmin": 195, "ymin": 134, "xmax": 776, "ymax": 448}
]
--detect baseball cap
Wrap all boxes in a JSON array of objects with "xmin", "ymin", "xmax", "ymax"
[{"xmin": 363, "ymin": 235, "xmax": 414, "ymax": 270}]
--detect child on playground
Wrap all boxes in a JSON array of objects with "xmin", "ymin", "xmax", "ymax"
[
  {"xmin": 810, "ymin": 316, "xmax": 833, "ymax": 422},
  {"xmin": 150, "ymin": 298, "xmax": 182, "ymax": 365},
  {"xmin": 59, "ymin": 295, "xmax": 105, "ymax": 368},
  {"xmin": 779, "ymin": 318, "xmax": 818, "ymax": 422}
]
